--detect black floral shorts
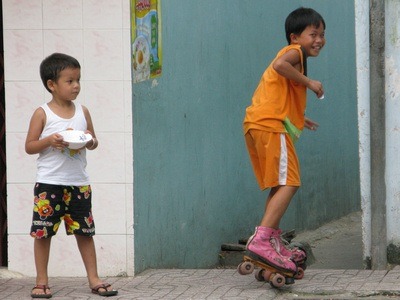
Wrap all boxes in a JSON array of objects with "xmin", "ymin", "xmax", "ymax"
[{"xmin": 30, "ymin": 183, "xmax": 96, "ymax": 239}]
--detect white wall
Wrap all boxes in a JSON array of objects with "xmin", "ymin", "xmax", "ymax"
[
  {"xmin": 355, "ymin": 0, "xmax": 371, "ymax": 262},
  {"xmin": 356, "ymin": 0, "xmax": 400, "ymax": 264},
  {"xmin": 4, "ymin": 0, "xmax": 134, "ymax": 276},
  {"xmin": 385, "ymin": 1, "xmax": 400, "ymax": 249}
]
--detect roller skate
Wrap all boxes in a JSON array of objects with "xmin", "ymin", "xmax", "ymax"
[
  {"xmin": 237, "ymin": 226, "xmax": 298, "ymax": 288},
  {"xmin": 273, "ymin": 229, "xmax": 307, "ymax": 279}
]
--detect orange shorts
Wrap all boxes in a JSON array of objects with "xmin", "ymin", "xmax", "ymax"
[{"xmin": 245, "ymin": 129, "xmax": 301, "ymax": 190}]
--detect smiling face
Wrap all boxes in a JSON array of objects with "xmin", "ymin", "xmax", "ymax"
[
  {"xmin": 48, "ymin": 67, "xmax": 81, "ymax": 101},
  {"xmin": 290, "ymin": 22, "xmax": 326, "ymax": 57}
]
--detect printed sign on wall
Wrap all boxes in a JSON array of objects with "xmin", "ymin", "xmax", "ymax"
[{"xmin": 131, "ymin": 0, "xmax": 162, "ymax": 83}]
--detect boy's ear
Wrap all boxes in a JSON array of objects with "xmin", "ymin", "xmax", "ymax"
[
  {"xmin": 289, "ymin": 33, "xmax": 298, "ymax": 44},
  {"xmin": 46, "ymin": 79, "xmax": 55, "ymax": 92}
]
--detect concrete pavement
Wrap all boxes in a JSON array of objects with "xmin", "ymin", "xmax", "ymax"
[
  {"xmin": 1, "ymin": 267, "xmax": 400, "ymax": 299},
  {"xmin": 2, "ymin": 212, "xmax": 399, "ymax": 299}
]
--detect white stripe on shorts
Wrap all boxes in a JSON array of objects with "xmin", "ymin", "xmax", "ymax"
[{"xmin": 279, "ymin": 133, "xmax": 288, "ymax": 185}]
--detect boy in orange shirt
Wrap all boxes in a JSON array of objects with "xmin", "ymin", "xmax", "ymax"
[{"xmin": 243, "ymin": 7, "xmax": 326, "ymax": 276}]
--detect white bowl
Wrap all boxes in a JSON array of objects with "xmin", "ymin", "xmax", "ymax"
[{"xmin": 59, "ymin": 130, "xmax": 93, "ymax": 150}]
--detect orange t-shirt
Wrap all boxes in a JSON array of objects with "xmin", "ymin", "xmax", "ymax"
[{"xmin": 243, "ymin": 44, "xmax": 307, "ymax": 135}]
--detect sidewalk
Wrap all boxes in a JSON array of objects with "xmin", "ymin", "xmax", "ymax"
[
  {"xmin": 2, "ymin": 212, "xmax": 399, "ymax": 299},
  {"xmin": 1, "ymin": 267, "xmax": 400, "ymax": 299}
]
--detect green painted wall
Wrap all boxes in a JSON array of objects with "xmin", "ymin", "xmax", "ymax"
[{"xmin": 133, "ymin": 0, "xmax": 359, "ymax": 272}]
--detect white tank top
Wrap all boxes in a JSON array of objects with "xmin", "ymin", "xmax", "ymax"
[{"xmin": 36, "ymin": 103, "xmax": 90, "ymax": 186}]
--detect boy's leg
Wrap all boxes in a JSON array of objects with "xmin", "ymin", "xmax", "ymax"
[
  {"xmin": 262, "ymin": 186, "xmax": 307, "ymax": 264},
  {"xmin": 245, "ymin": 185, "xmax": 299, "ymax": 274},
  {"xmin": 244, "ymin": 131, "xmax": 300, "ymax": 273},
  {"xmin": 32, "ymin": 238, "xmax": 52, "ymax": 296},
  {"xmin": 261, "ymin": 185, "xmax": 298, "ymax": 228},
  {"xmin": 75, "ymin": 235, "xmax": 116, "ymax": 292}
]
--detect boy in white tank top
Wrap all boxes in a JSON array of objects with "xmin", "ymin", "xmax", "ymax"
[{"xmin": 25, "ymin": 53, "xmax": 117, "ymax": 298}]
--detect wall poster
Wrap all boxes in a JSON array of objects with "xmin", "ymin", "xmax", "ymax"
[{"xmin": 131, "ymin": 0, "xmax": 162, "ymax": 83}]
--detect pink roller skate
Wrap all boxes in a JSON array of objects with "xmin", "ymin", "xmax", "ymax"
[
  {"xmin": 272, "ymin": 229, "xmax": 307, "ymax": 279},
  {"xmin": 237, "ymin": 226, "xmax": 297, "ymax": 288}
]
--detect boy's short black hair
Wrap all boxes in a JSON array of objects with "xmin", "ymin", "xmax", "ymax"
[
  {"xmin": 285, "ymin": 7, "xmax": 326, "ymax": 44},
  {"xmin": 40, "ymin": 53, "xmax": 81, "ymax": 93}
]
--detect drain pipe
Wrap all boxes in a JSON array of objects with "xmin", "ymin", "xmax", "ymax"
[{"xmin": 369, "ymin": 0, "xmax": 387, "ymax": 269}]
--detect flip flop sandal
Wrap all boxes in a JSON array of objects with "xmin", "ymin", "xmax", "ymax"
[
  {"xmin": 91, "ymin": 283, "xmax": 118, "ymax": 297},
  {"xmin": 31, "ymin": 285, "xmax": 52, "ymax": 298}
]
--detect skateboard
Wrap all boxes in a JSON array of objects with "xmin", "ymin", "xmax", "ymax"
[{"xmin": 237, "ymin": 254, "xmax": 303, "ymax": 288}]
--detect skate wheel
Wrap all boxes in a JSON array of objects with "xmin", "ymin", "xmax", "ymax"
[
  {"xmin": 270, "ymin": 273, "xmax": 285, "ymax": 288},
  {"xmin": 294, "ymin": 267, "xmax": 304, "ymax": 280},
  {"xmin": 263, "ymin": 269, "xmax": 273, "ymax": 282},
  {"xmin": 237, "ymin": 261, "xmax": 254, "ymax": 275},
  {"xmin": 254, "ymin": 269, "xmax": 265, "ymax": 281}
]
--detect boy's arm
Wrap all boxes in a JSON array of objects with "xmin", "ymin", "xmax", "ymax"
[
  {"xmin": 82, "ymin": 105, "xmax": 98, "ymax": 150},
  {"xmin": 25, "ymin": 108, "xmax": 66, "ymax": 154},
  {"xmin": 273, "ymin": 49, "xmax": 324, "ymax": 98},
  {"xmin": 304, "ymin": 117, "xmax": 319, "ymax": 131}
]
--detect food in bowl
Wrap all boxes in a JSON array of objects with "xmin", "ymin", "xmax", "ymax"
[{"xmin": 59, "ymin": 130, "xmax": 93, "ymax": 150}]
